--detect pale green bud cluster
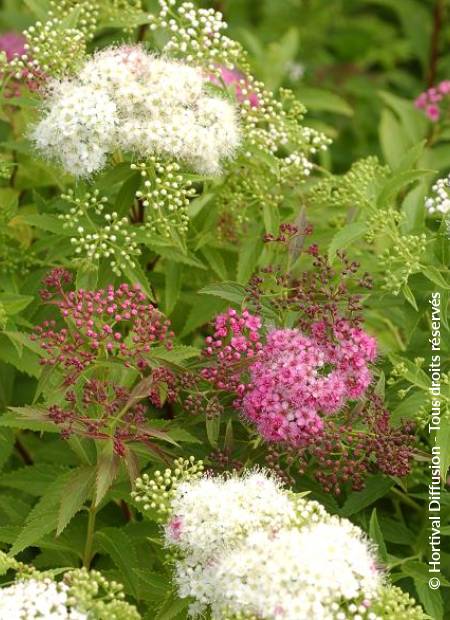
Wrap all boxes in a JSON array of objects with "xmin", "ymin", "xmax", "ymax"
[
  {"xmin": 370, "ymin": 585, "xmax": 428, "ymax": 619},
  {"xmin": 64, "ymin": 568, "xmax": 141, "ymax": 620},
  {"xmin": 16, "ymin": 20, "xmax": 87, "ymax": 79},
  {"xmin": 379, "ymin": 233, "xmax": 427, "ymax": 294},
  {"xmin": 310, "ymin": 156, "xmax": 389, "ymax": 210},
  {"xmin": 60, "ymin": 189, "xmax": 141, "ymax": 276},
  {"xmin": 132, "ymin": 158, "xmax": 195, "ymax": 237},
  {"xmin": 148, "ymin": 1, "xmax": 243, "ymax": 72},
  {"xmin": 365, "ymin": 208, "xmax": 402, "ymax": 243},
  {"xmin": 131, "ymin": 456, "xmax": 204, "ymax": 520}
]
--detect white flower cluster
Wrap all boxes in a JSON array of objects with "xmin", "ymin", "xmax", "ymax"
[
  {"xmin": 425, "ymin": 174, "xmax": 450, "ymax": 216},
  {"xmin": 0, "ymin": 578, "xmax": 86, "ymax": 619},
  {"xmin": 164, "ymin": 471, "xmax": 383, "ymax": 620},
  {"xmin": 59, "ymin": 189, "xmax": 140, "ymax": 275},
  {"xmin": 32, "ymin": 45, "xmax": 241, "ymax": 178}
]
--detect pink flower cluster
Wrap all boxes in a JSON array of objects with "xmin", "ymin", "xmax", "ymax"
[
  {"xmin": 243, "ymin": 322, "xmax": 377, "ymax": 446},
  {"xmin": 415, "ymin": 80, "xmax": 450, "ymax": 121},
  {"xmin": 210, "ymin": 66, "xmax": 260, "ymax": 107},
  {"xmin": 34, "ymin": 272, "xmax": 173, "ymax": 384},
  {"xmin": 202, "ymin": 308, "xmax": 262, "ymax": 394},
  {"xmin": 202, "ymin": 309, "xmax": 377, "ymax": 447},
  {"xmin": 0, "ymin": 32, "xmax": 26, "ymax": 61}
]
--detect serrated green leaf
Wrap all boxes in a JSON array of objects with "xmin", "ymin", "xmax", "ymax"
[
  {"xmin": 57, "ymin": 466, "xmax": 96, "ymax": 535},
  {"xmin": 200, "ymin": 281, "xmax": 246, "ymax": 305},
  {"xmin": 415, "ymin": 581, "xmax": 443, "ymax": 620},
  {"xmin": 95, "ymin": 527, "xmax": 140, "ymax": 597},
  {"xmin": 122, "ymin": 260, "xmax": 155, "ymax": 301},
  {"xmin": 95, "ymin": 442, "xmax": 120, "ymax": 507},
  {"xmin": 422, "ymin": 266, "xmax": 450, "ymax": 290},
  {"xmin": 164, "ymin": 261, "xmax": 183, "ymax": 316},
  {"xmin": 369, "ymin": 509, "xmax": 388, "ymax": 562},
  {"xmin": 0, "ymin": 463, "xmax": 68, "ymax": 496},
  {"xmin": 0, "ymin": 293, "xmax": 34, "ymax": 315},
  {"xmin": 377, "ymin": 169, "xmax": 433, "ymax": 207},
  {"xmin": 4, "ymin": 407, "xmax": 58, "ymax": 433},
  {"xmin": 0, "ymin": 428, "xmax": 14, "ymax": 472},
  {"xmin": 200, "ymin": 246, "xmax": 228, "ymax": 280},
  {"xmin": 10, "ymin": 468, "xmax": 76, "ymax": 555},
  {"xmin": 340, "ymin": 476, "xmax": 393, "ymax": 517},
  {"xmin": 237, "ymin": 227, "xmax": 263, "ymax": 284}
]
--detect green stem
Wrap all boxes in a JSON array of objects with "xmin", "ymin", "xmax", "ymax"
[
  {"xmin": 391, "ymin": 487, "xmax": 423, "ymax": 513},
  {"xmin": 83, "ymin": 505, "xmax": 97, "ymax": 569}
]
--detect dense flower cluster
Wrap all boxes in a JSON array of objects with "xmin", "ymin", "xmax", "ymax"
[
  {"xmin": 242, "ymin": 322, "xmax": 376, "ymax": 445},
  {"xmin": 35, "ymin": 272, "xmax": 173, "ymax": 379},
  {"xmin": 147, "ymin": 2, "xmax": 329, "ymax": 240},
  {"xmin": 203, "ymin": 308, "xmax": 377, "ymax": 447},
  {"xmin": 309, "ymin": 156, "xmax": 390, "ymax": 211},
  {"xmin": 30, "ymin": 269, "xmax": 176, "ymax": 453},
  {"xmin": 0, "ymin": 555, "xmax": 141, "ymax": 620},
  {"xmin": 415, "ymin": 80, "xmax": 450, "ymax": 121},
  {"xmin": 32, "ymin": 45, "xmax": 241, "ymax": 177},
  {"xmin": 201, "ymin": 296, "xmax": 414, "ymax": 492},
  {"xmin": 269, "ymin": 392, "xmax": 416, "ymax": 493},
  {"xmin": 425, "ymin": 173, "xmax": 450, "ymax": 216},
  {"xmin": 0, "ymin": 578, "xmax": 87, "ymax": 619},
  {"xmin": 136, "ymin": 469, "xmax": 389, "ymax": 620},
  {"xmin": 148, "ymin": 1, "xmax": 243, "ymax": 70}
]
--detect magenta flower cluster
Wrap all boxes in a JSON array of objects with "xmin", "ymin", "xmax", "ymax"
[
  {"xmin": 243, "ymin": 321, "xmax": 377, "ymax": 446},
  {"xmin": 202, "ymin": 308, "xmax": 262, "ymax": 395},
  {"xmin": 415, "ymin": 80, "xmax": 450, "ymax": 121},
  {"xmin": 202, "ymin": 309, "xmax": 377, "ymax": 447}
]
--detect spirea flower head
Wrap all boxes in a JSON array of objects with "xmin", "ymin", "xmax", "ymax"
[
  {"xmin": 425, "ymin": 174, "xmax": 450, "ymax": 216},
  {"xmin": 32, "ymin": 81, "xmax": 118, "ymax": 177},
  {"xmin": 415, "ymin": 80, "xmax": 450, "ymax": 121},
  {"xmin": 0, "ymin": 556, "xmax": 141, "ymax": 620},
  {"xmin": 204, "ymin": 523, "xmax": 380, "ymax": 620},
  {"xmin": 146, "ymin": 469, "xmax": 384, "ymax": 620},
  {"xmin": 164, "ymin": 471, "xmax": 309, "ymax": 559},
  {"xmin": 203, "ymin": 308, "xmax": 377, "ymax": 447},
  {"xmin": 0, "ymin": 578, "xmax": 86, "ymax": 619},
  {"xmin": 32, "ymin": 45, "xmax": 241, "ymax": 178},
  {"xmin": 242, "ymin": 322, "xmax": 376, "ymax": 446}
]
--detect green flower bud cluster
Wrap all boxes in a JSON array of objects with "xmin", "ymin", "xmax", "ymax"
[
  {"xmin": 131, "ymin": 456, "xmax": 204, "ymax": 520},
  {"xmin": 48, "ymin": 0, "xmax": 100, "ymax": 39},
  {"xmin": 60, "ymin": 189, "xmax": 141, "ymax": 276},
  {"xmin": 379, "ymin": 233, "xmax": 427, "ymax": 295},
  {"xmin": 132, "ymin": 158, "xmax": 195, "ymax": 238},
  {"xmin": 64, "ymin": 568, "xmax": 141, "ymax": 620},
  {"xmin": 310, "ymin": 156, "xmax": 389, "ymax": 210},
  {"xmin": 13, "ymin": 19, "xmax": 87, "ymax": 79},
  {"xmin": 370, "ymin": 585, "xmax": 428, "ymax": 619},
  {"xmin": 365, "ymin": 208, "xmax": 402, "ymax": 243},
  {"xmin": 148, "ymin": 1, "xmax": 244, "ymax": 72}
]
